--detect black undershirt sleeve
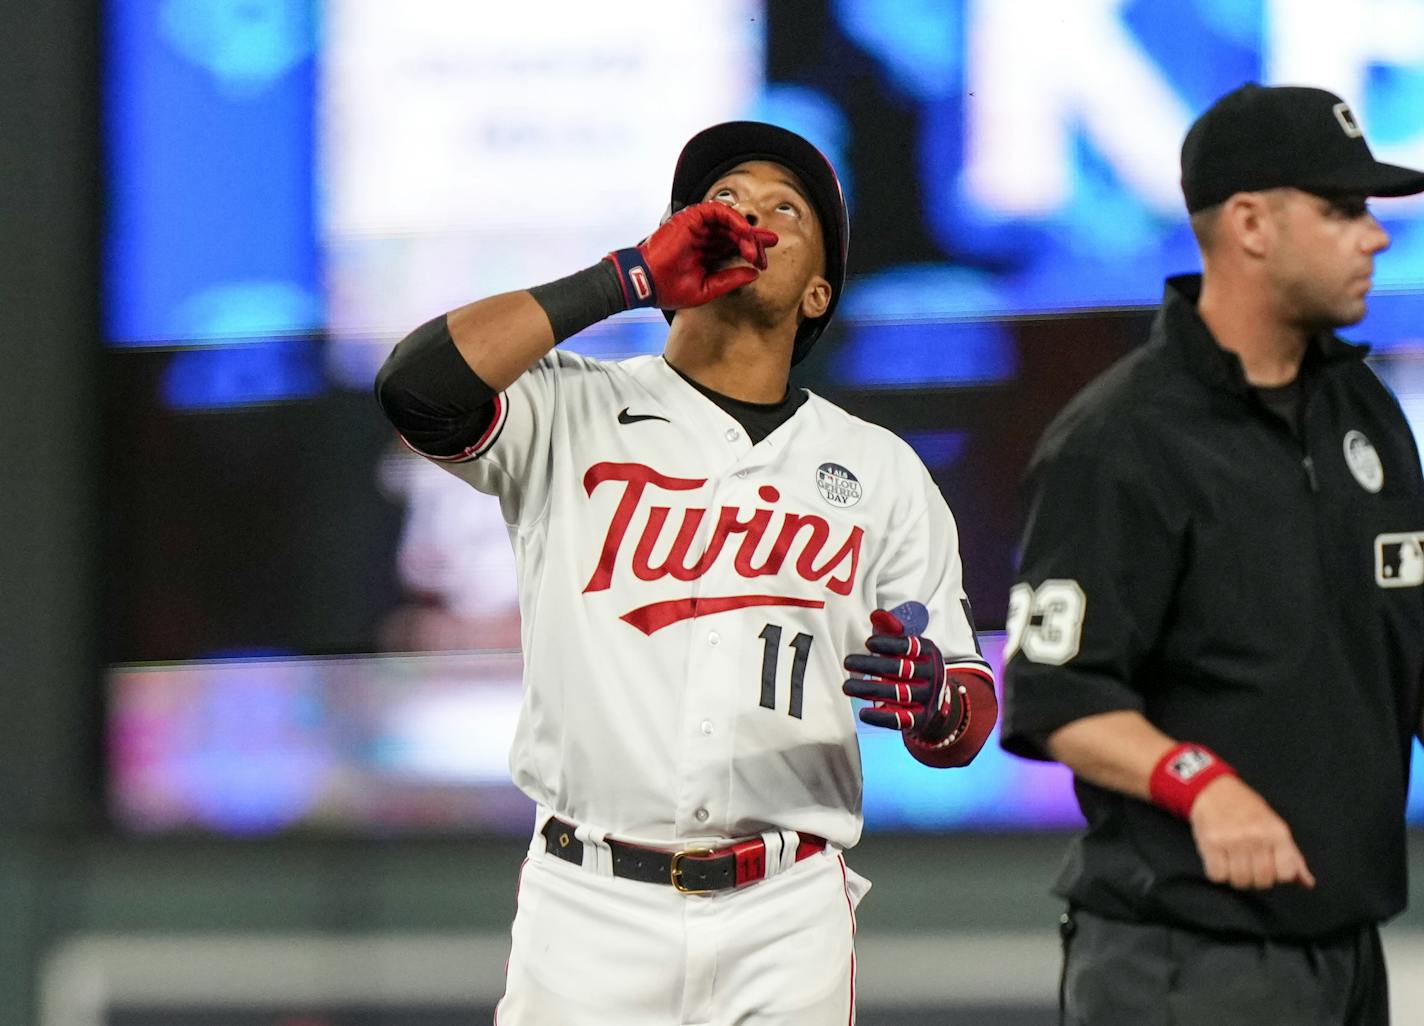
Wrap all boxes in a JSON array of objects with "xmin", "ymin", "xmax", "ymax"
[
  {"xmin": 373, "ymin": 315, "xmax": 498, "ymax": 458},
  {"xmin": 529, "ymin": 260, "xmax": 625, "ymax": 342}
]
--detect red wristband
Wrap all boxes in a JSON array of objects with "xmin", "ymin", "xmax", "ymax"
[{"xmin": 1148, "ymin": 742, "xmax": 1236, "ymax": 818}]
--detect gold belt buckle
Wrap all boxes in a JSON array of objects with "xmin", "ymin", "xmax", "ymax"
[{"xmin": 670, "ymin": 847, "xmax": 716, "ymax": 894}]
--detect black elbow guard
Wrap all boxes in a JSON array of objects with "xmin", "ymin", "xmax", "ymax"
[{"xmin": 374, "ymin": 316, "xmax": 498, "ymax": 457}]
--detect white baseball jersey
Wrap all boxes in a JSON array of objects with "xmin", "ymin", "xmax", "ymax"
[{"xmin": 415, "ymin": 351, "xmax": 989, "ymax": 850}]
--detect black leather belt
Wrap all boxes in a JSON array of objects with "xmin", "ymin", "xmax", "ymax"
[{"xmin": 540, "ymin": 816, "xmax": 826, "ymax": 894}]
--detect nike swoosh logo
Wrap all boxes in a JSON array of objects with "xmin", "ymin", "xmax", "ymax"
[{"xmin": 618, "ymin": 407, "xmax": 670, "ymax": 425}]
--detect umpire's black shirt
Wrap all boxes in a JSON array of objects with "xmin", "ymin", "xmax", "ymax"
[{"xmin": 1002, "ymin": 274, "xmax": 1424, "ymax": 939}]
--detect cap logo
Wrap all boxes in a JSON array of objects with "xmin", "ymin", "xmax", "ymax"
[
  {"xmin": 1333, "ymin": 102, "xmax": 1363, "ymax": 139},
  {"xmin": 1343, "ymin": 429, "xmax": 1384, "ymax": 492}
]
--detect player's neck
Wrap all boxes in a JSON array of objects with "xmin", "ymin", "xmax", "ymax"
[
  {"xmin": 664, "ymin": 321, "xmax": 794, "ymax": 404},
  {"xmin": 1196, "ymin": 272, "xmax": 1309, "ymax": 388}
]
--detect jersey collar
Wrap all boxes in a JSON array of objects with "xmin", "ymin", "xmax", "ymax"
[{"xmin": 1157, "ymin": 273, "xmax": 1369, "ymax": 399}]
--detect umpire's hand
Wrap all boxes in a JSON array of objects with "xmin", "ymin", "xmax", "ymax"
[{"xmin": 1189, "ymin": 775, "xmax": 1317, "ymax": 891}]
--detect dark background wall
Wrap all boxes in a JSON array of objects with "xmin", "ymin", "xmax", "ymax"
[
  {"xmin": 1, "ymin": 3, "xmax": 101, "ymax": 1022},
  {"xmin": 1, "ymin": 0, "xmax": 101, "ymax": 834}
]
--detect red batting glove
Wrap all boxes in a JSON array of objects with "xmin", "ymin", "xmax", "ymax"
[{"xmin": 605, "ymin": 202, "xmax": 778, "ymax": 310}]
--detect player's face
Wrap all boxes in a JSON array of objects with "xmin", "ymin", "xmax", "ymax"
[
  {"xmin": 1265, "ymin": 189, "xmax": 1391, "ymax": 329},
  {"xmin": 702, "ymin": 161, "xmax": 831, "ymax": 325}
]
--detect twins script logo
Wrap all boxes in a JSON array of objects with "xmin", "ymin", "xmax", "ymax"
[{"xmin": 581, "ymin": 462, "xmax": 864, "ymax": 634}]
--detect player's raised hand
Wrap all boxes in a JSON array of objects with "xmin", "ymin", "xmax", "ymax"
[
  {"xmin": 605, "ymin": 202, "xmax": 778, "ymax": 311},
  {"xmin": 842, "ymin": 605, "xmax": 997, "ymax": 765},
  {"xmin": 1188, "ymin": 775, "xmax": 1317, "ymax": 891}
]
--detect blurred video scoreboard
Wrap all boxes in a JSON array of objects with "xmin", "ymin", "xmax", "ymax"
[{"xmin": 102, "ymin": 0, "xmax": 1424, "ymax": 836}]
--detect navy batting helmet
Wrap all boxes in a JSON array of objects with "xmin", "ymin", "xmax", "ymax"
[{"xmin": 664, "ymin": 121, "xmax": 849, "ymax": 366}]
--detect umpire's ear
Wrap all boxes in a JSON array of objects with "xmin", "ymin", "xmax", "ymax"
[{"xmin": 800, "ymin": 275, "xmax": 831, "ymax": 320}]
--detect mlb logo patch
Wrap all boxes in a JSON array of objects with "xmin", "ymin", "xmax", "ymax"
[
  {"xmin": 1376, "ymin": 532, "xmax": 1424, "ymax": 588},
  {"xmin": 1169, "ymin": 746, "xmax": 1213, "ymax": 782}
]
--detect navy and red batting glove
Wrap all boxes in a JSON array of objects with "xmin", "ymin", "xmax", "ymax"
[
  {"xmin": 605, "ymin": 202, "xmax": 778, "ymax": 311},
  {"xmin": 842, "ymin": 608, "xmax": 998, "ymax": 767}
]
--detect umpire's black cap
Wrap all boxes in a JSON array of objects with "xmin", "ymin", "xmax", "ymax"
[
  {"xmin": 665, "ymin": 121, "xmax": 849, "ymax": 366},
  {"xmin": 1181, "ymin": 83, "xmax": 1424, "ymax": 213}
]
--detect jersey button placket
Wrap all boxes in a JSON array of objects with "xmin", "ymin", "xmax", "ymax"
[
  {"xmin": 678, "ymin": 466, "xmax": 747, "ymax": 838},
  {"xmin": 683, "ymin": 628, "xmax": 724, "ymax": 833},
  {"xmin": 681, "ymin": 599, "xmax": 735, "ymax": 836}
]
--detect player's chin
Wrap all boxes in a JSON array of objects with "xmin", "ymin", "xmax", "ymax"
[{"xmin": 717, "ymin": 276, "xmax": 760, "ymax": 301}]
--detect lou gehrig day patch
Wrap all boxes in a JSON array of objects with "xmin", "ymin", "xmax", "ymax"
[
  {"xmin": 816, "ymin": 462, "xmax": 862, "ymax": 508},
  {"xmin": 1376, "ymin": 532, "xmax": 1424, "ymax": 588},
  {"xmin": 1343, "ymin": 430, "xmax": 1384, "ymax": 493}
]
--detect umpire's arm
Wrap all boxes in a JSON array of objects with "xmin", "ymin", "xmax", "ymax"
[{"xmin": 1000, "ymin": 445, "xmax": 1313, "ymax": 891}]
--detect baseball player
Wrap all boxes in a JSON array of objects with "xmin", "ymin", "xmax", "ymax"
[
  {"xmin": 1001, "ymin": 84, "xmax": 1424, "ymax": 1024},
  {"xmin": 373, "ymin": 122, "xmax": 997, "ymax": 1025}
]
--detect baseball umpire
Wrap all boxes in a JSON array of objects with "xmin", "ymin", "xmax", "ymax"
[
  {"xmin": 374, "ymin": 121, "xmax": 998, "ymax": 1024},
  {"xmin": 1001, "ymin": 83, "xmax": 1424, "ymax": 1025}
]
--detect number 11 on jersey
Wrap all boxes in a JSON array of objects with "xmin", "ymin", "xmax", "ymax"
[{"xmin": 758, "ymin": 623, "xmax": 813, "ymax": 718}]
